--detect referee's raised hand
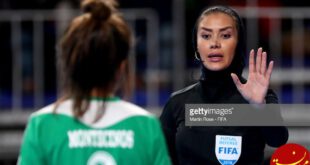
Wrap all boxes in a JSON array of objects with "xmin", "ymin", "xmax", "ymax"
[{"xmin": 231, "ymin": 47, "xmax": 274, "ymax": 105}]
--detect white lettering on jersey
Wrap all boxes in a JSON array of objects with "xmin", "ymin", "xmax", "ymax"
[{"xmin": 68, "ymin": 130, "xmax": 134, "ymax": 149}]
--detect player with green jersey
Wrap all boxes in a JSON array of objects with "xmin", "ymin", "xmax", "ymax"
[{"xmin": 18, "ymin": 0, "xmax": 171, "ymax": 164}]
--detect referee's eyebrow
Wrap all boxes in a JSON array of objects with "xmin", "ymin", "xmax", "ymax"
[{"xmin": 200, "ymin": 26, "xmax": 234, "ymax": 32}]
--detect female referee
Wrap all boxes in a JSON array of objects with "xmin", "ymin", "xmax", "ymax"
[{"xmin": 160, "ymin": 6, "xmax": 288, "ymax": 165}]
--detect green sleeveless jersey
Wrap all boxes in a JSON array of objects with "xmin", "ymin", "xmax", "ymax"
[{"xmin": 18, "ymin": 98, "xmax": 171, "ymax": 165}]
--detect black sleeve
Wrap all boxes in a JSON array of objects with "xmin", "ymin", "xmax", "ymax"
[
  {"xmin": 159, "ymin": 98, "xmax": 179, "ymax": 165},
  {"xmin": 260, "ymin": 89, "xmax": 289, "ymax": 147},
  {"xmin": 261, "ymin": 126, "xmax": 289, "ymax": 147}
]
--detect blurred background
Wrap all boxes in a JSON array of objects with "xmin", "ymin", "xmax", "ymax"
[{"xmin": 0, "ymin": 0, "xmax": 310, "ymax": 164}]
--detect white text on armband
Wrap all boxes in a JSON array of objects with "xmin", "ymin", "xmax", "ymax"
[{"xmin": 67, "ymin": 130, "xmax": 134, "ymax": 149}]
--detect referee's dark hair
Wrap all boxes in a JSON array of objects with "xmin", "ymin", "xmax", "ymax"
[{"xmin": 57, "ymin": 0, "xmax": 132, "ymax": 117}]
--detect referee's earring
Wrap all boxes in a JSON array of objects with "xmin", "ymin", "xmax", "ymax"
[{"xmin": 195, "ymin": 52, "xmax": 201, "ymax": 61}]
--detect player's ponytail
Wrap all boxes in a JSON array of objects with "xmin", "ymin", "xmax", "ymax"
[
  {"xmin": 56, "ymin": 0, "xmax": 132, "ymax": 118},
  {"xmin": 81, "ymin": 0, "xmax": 117, "ymax": 21}
]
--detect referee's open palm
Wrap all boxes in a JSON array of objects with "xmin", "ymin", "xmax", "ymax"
[{"xmin": 231, "ymin": 48, "xmax": 274, "ymax": 105}]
